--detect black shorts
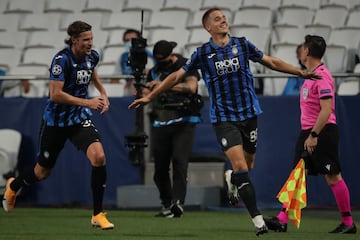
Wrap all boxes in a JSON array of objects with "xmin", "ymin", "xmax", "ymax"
[
  {"xmin": 37, "ymin": 119, "xmax": 101, "ymax": 168},
  {"xmin": 213, "ymin": 117, "xmax": 258, "ymax": 153},
  {"xmin": 294, "ymin": 124, "xmax": 341, "ymax": 175}
]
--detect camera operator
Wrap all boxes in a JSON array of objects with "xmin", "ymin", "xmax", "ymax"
[{"xmin": 141, "ymin": 40, "xmax": 202, "ymax": 218}]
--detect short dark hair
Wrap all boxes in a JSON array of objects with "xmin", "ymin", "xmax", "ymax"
[
  {"xmin": 122, "ymin": 29, "xmax": 140, "ymax": 42},
  {"xmin": 64, "ymin": 21, "xmax": 92, "ymax": 45},
  {"xmin": 202, "ymin": 7, "xmax": 221, "ymax": 28},
  {"xmin": 304, "ymin": 35, "xmax": 326, "ymax": 59}
]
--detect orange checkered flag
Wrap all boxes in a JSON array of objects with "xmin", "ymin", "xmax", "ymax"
[{"xmin": 277, "ymin": 158, "xmax": 307, "ymax": 228}]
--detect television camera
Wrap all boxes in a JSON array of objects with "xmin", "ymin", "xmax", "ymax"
[{"xmin": 124, "ymin": 11, "xmax": 149, "ymax": 167}]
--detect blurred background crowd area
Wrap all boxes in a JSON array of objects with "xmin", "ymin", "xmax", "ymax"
[{"xmin": 0, "ymin": 0, "xmax": 360, "ymax": 97}]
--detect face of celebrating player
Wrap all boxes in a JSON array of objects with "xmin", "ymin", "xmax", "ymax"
[
  {"xmin": 72, "ymin": 31, "xmax": 93, "ymax": 58},
  {"xmin": 205, "ymin": 10, "xmax": 229, "ymax": 36}
]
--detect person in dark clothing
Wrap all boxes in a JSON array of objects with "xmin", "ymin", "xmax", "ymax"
[{"xmin": 142, "ymin": 40, "xmax": 201, "ymax": 218}]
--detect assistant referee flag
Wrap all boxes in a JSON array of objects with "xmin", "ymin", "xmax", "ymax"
[{"xmin": 277, "ymin": 158, "xmax": 307, "ymax": 228}]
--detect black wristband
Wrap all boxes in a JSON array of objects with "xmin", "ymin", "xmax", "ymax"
[{"xmin": 310, "ymin": 131, "xmax": 319, "ymax": 138}]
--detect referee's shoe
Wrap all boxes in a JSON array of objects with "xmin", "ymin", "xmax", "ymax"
[{"xmin": 329, "ymin": 223, "xmax": 357, "ymax": 234}]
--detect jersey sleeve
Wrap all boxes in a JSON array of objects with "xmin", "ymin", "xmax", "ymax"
[
  {"xmin": 245, "ymin": 38, "xmax": 264, "ymax": 63},
  {"xmin": 316, "ymin": 70, "xmax": 334, "ymax": 99},
  {"xmin": 91, "ymin": 50, "xmax": 100, "ymax": 66},
  {"xmin": 49, "ymin": 51, "xmax": 68, "ymax": 81}
]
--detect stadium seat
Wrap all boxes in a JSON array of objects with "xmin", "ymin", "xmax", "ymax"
[
  {"xmin": 4, "ymin": 0, "xmax": 46, "ymax": 14},
  {"xmin": 264, "ymin": 43, "xmax": 299, "ymax": 95},
  {"xmin": 44, "ymin": 0, "xmax": 87, "ymax": 13},
  {"xmin": 161, "ymin": 0, "xmax": 201, "ymax": 11},
  {"xmin": 337, "ymin": 63, "xmax": 360, "ymax": 95},
  {"xmin": 353, "ymin": 1, "xmax": 360, "ymax": 9},
  {"xmin": 329, "ymin": 28, "xmax": 360, "ymax": 49},
  {"xmin": 230, "ymin": 27, "xmax": 271, "ymax": 54},
  {"xmin": 21, "ymin": 47, "xmax": 55, "ymax": 67},
  {"xmin": 0, "ymin": 0, "xmax": 8, "ymax": 13},
  {"xmin": 82, "ymin": 0, "xmax": 126, "ymax": 13},
  {"xmin": 271, "ymin": 27, "xmax": 309, "ymax": 48},
  {"xmin": 7, "ymin": 65, "xmax": 49, "ymax": 98},
  {"xmin": 122, "ymin": 0, "xmax": 165, "ymax": 12},
  {"xmin": 0, "ymin": 129, "xmax": 21, "ymax": 194},
  {"xmin": 0, "ymin": 32, "xmax": 28, "ymax": 49},
  {"xmin": 183, "ymin": 44, "xmax": 200, "ymax": 58},
  {"xmin": 146, "ymin": 10, "xmax": 189, "ymax": 30},
  {"xmin": 25, "ymin": 31, "xmax": 66, "ymax": 50},
  {"xmin": 91, "ymin": 29, "xmax": 110, "ymax": 52},
  {"xmin": 337, "ymin": 79, "xmax": 360, "ymax": 95},
  {"xmin": 242, "ymin": 0, "xmax": 281, "ymax": 10},
  {"xmin": 304, "ymin": 25, "xmax": 332, "ymax": 42},
  {"xmin": 280, "ymin": 0, "xmax": 321, "ymax": 10},
  {"xmin": 102, "ymin": 11, "xmax": 151, "ymax": 30},
  {"xmin": 232, "ymin": 6, "xmax": 273, "ymax": 28},
  {"xmin": 9, "ymin": 65, "xmax": 49, "ymax": 77},
  {"xmin": 96, "ymin": 63, "xmax": 116, "ymax": 76},
  {"xmin": 321, "ymin": 0, "xmax": 358, "ymax": 10},
  {"xmin": 186, "ymin": 28, "xmax": 211, "ymax": 47},
  {"xmin": 271, "ymin": 43, "xmax": 304, "ymax": 66},
  {"xmin": 0, "ymin": 14, "xmax": 22, "ymax": 32},
  {"xmin": 106, "ymin": 29, "xmax": 126, "ymax": 47},
  {"xmin": 0, "ymin": 48, "xmax": 22, "ymax": 72},
  {"xmin": 201, "ymin": 0, "xmax": 242, "ymax": 12},
  {"xmin": 345, "ymin": 9, "xmax": 360, "ymax": 28},
  {"xmin": 19, "ymin": 13, "xmax": 61, "ymax": 32},
  {"xmin": 323, "ymin": 45, "xmax": 348, "ymax": 73},
  {"xmin": 275, "ymin": 6, "xmax": 315, "ymax": 28},
  {"xmin": 88, "ymin": 82, "xmax": 126, "ymax": 97},
  {"xmin": 306, "ymin": 5, "xmax": 348, "ymax": 29},
  {"xmin": 187, "ymin": 10, "xmax": 208, "ymax": 29},
  {"xmin": 59, "ymin": 12, "xmax": 108, "ymax": 31},
  {"xmin": 327, "ymin": 28, "xmax": 360, "ymax": 71},
  {"xmin": 100, "ymin": 46, "xmax": 126, "ymax": 65},
  {"xmin": 148, "ymin": 28, "xmax": 189, "ymax": 53}
]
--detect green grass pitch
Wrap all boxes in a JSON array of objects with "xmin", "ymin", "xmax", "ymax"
[{"xmin": 0, "ymin": 207, "xmax": 358, "ymax": 240}]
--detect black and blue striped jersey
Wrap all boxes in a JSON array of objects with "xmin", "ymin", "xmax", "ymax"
[
  {"xmin": 183, "ymin": 36, "xmax": 263, "ymax": 123},
  {"xmin": 43, "ymin": 46, "xmax": 100, "ymax": 127}
]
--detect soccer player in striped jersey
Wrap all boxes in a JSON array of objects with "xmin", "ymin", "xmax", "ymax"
[
  {"xmin": 2, "ymin": 21, "xmax": 114, "ymax": 230},
  {"xmin": 129, "ymin": 7, "xmax": 320, "ymax": 236}
]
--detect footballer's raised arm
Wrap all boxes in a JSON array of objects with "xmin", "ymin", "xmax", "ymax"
[{"xmin": 128, "ymin": 68, "xmax": 186, "ymax": 109}]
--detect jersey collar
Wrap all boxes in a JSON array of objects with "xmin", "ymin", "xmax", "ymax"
[{"xmin": 209, "ymin": 34, "xmax": 233, "ymax": 49}]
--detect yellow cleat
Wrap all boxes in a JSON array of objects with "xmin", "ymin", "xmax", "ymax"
[
  {"xmin": 91, "ymin": 212, "xmax": 114, "ymax": 230},
  {"xmin": 2, "ymin": 177, "xmax": 17, "ymax": 212}
]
